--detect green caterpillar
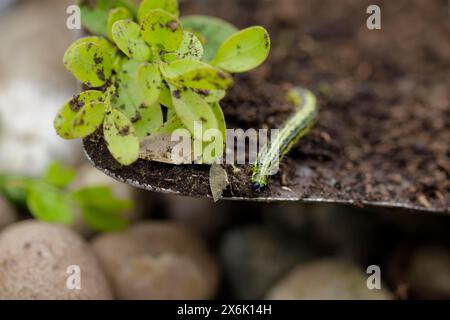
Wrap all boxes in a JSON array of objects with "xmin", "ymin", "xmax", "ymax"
[{"xmin": 251, "ymin": 87, "xmax": 318, "ymax": 191}]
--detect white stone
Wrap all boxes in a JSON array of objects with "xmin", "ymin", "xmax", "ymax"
[{"xmin": 0, "ymin": 80, "xmax": 82, "ymax": 176}]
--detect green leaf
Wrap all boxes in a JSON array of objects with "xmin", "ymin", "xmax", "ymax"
[
  {"xmin": 156, "ymin": 113, "xmax": 185, "ymax": 135},
  {"xmin": 71, "ymin": 186, "xmax": 131, "ymax": 232},
  {"xmin": 26, "ymin": 182, "xmax": 75, "ymax": 225},
  {"xmin": 136, "ymin": 63, "xmax": 162, "ymax": 106},
  {"xmin": 80, "ymin": 207, "xmax": 129, "ymax": 232},
  {"xmin": 138, "ymin": 0, "xmax": 179, "ymax": 22},
  {"xmin": 65, "ymin": 36, "xmax": 116, "ymax": 56},
  {"xmin": 112, "ymin": 59, "xmax": 161, "ymax": 123},
  {"xmin": 112, "ymin": 19, "xmax": 151, "ymax": 62},
  {"xmin": 164, "ymin": 60, "xmax": 233, "ymax": 90},
  {"xmin": 72, "ymin": 186, "xmax": 131, "ymax": 212},
  {"xmin": 133, "ymin": 103, "xmax": 164, "ymax": 139},
  {"xmin": 181, "ymin": 15, "xmax": 238, "ymax": 61},
  {"xmin": 112, "ymin": 59, "xmax": 142, "ymax": 119},
  {"xmin": 54, "ymin": 101, "xmax": 79, "ymax": 139},
  {"xmin": 141, "ymin": 9, "xmax": 183, "ymax": 52},
  {"xmin": 103, "ymin": 109, "xmax": 140, "ymax": 165},
  {"xmin": 72, "ymin": 101, "xmax": 107, "ymax": 138},
  {"xmin": 169, "ymin": 86, "xmax": 219, "ymax": 140},
  {"xmin": 158, "ymin": 83, "xmax": 174, "ymax": 109},
  {"xmin": 166, "ymin": 31, "xmax": 204, "ymax": 61},
  {"xmin": 79, "ymin": 0, "xmax": 138, "ymax": 36},
  {"xmin": 79, "ymin": 0, "xmax": 110, "ymax": 36},
  {"xmin": 210, "ymin": 102, "xmax": 227, "ymax": 143},
  {"xmin": 211, "ymin": 26, "xmax": 271, "ymax": 73},
  {"xmin": 107, "ymin": 7, "xmax": 134, "ymax": 41},
  {"xmin": 166, "ymin": 107, "xmax": 176, "ymax": 119},
  {"xmin": 54, "ymin": 90, "xmax": 104, "ymax": 139},
  {"xmin": 44, "ymin": 161, "xmax": 76, "ymax": 188},
  {"xmin": 196, "ymin": 89, "xmax": 226, "ymax": 103},
  {"xmin": 63, "ymin": 39, "xmax": 114, "ymax": 87}
]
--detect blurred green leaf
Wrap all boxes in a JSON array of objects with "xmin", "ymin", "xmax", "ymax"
[
  {"xmin": 71, "ymin": 186, "xmax": 131, "ymax": 232},
  {"xmin": 0, "ymin": 175, "xmax": 31, "ymax": 207},
  {"xmin": 44, "ymin": 161, "xmax": 76, "ymax": 188},
  {"xmin": 80, "ymin": 207, "xmax": 129, "ymax": 232},
  {"xmin": 138, "ymin": 0, "xmax": 179, "ymax": 22},
  {"xmin": 79, "ymin": 0, "xmax": 138, "ymax": 36},
  {"xmin": 72, "ymin": 186, "xmax": 131, "ymax": 212},
  {"xmin": 26, "ymin": 182, "xmax": 75, "ymax": 225}
]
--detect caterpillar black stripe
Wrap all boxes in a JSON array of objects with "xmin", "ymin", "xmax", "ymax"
[{"xmin": 251, "ymin": 87, "xmax": 318, "ymax": 191}]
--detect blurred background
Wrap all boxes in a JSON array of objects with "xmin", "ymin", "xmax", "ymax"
[{"xmin": 0, "ymin": 0, "xmax": 449, "ymax": 300}]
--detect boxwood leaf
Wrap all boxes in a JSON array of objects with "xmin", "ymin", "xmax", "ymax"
[
  {"xmin": 165, "ymin": 31, "xmax": 204, "ymax": 62},
  {"xmin": 63, "ymin": 40, "xmax": 114, "ymax": 87},
  {"xmin": 166, "ymin": 107, "xmax": 176, "ymax": 119},
  {"xmin": 155, "ymin": 113, "xmax": 185, "ymax": 135},
  {"xmin": 181, "ymin": 15, "xmax": 238, "ymax": 61},
  {"xmin": 210, "ymin": 102, "xmax": 227, "ymax": 143},
  {"xmin": 103, "ymin": 109, "xmax": 140, "ymax": 165},
  {"xmin": 26, "ymin": 182, "xmax": 74, "ymax": 225},
  {"xmin": 196, "ymin": 89, "xmax": 226, "ymax": 103},
  {"xmin": 169, "ymin": 86, "xmax": 219, "ymax": 140},
  {"xmin": 211, "ymin": 26, "xmax": 271, "ymax": 73},
  {"xmin": 112, "ymin": 59, "xmax": 141, "ymax": 119},
  {"xmin": 65, "ymin": 36, "xmax": 116, "ymax": 57},
  {"xmin": 141, "ymin": 9, "xmax": 183, "ymax": 52},
  {"xmin": 54, "ymin": 90, "xmax": 104, "ymax": 139},
  {"xmin": 133, "ymin": 103, "xmax": 164, "ymax": 139},
  {"xmin": 107, "ymin": 7, "xmax": 134, "ymax": 41},
  {"xmin": 158, "ymin": 83, "xmax": 174, "ymax": 109},
  {"xmin": 112, "ymin": 19, "xmax": 151, "ymax": 62},
  {"xmin": 164, "ymin": 60, "xmax": 233, "ymax": 90},
  {"xmin": 136, "ymin": 63, "xmax": 162, "ymax": 106},
  {"xmin": 72, "ymin": 101, "xmax": 107, "ymax": 138}
]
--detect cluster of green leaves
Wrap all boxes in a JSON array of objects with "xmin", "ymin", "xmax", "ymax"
[
  {"xmin": 0, "ymin": 162, "xmax": 132, "ymax": 232},
  {"xmin": 56, "ymin": 0, "xmax": 271, "ymax": 165}
]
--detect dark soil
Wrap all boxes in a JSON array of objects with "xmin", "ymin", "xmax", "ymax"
[{"xmin": 85, "ymin": 0, "xmax": 450, "ymax": 212}]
